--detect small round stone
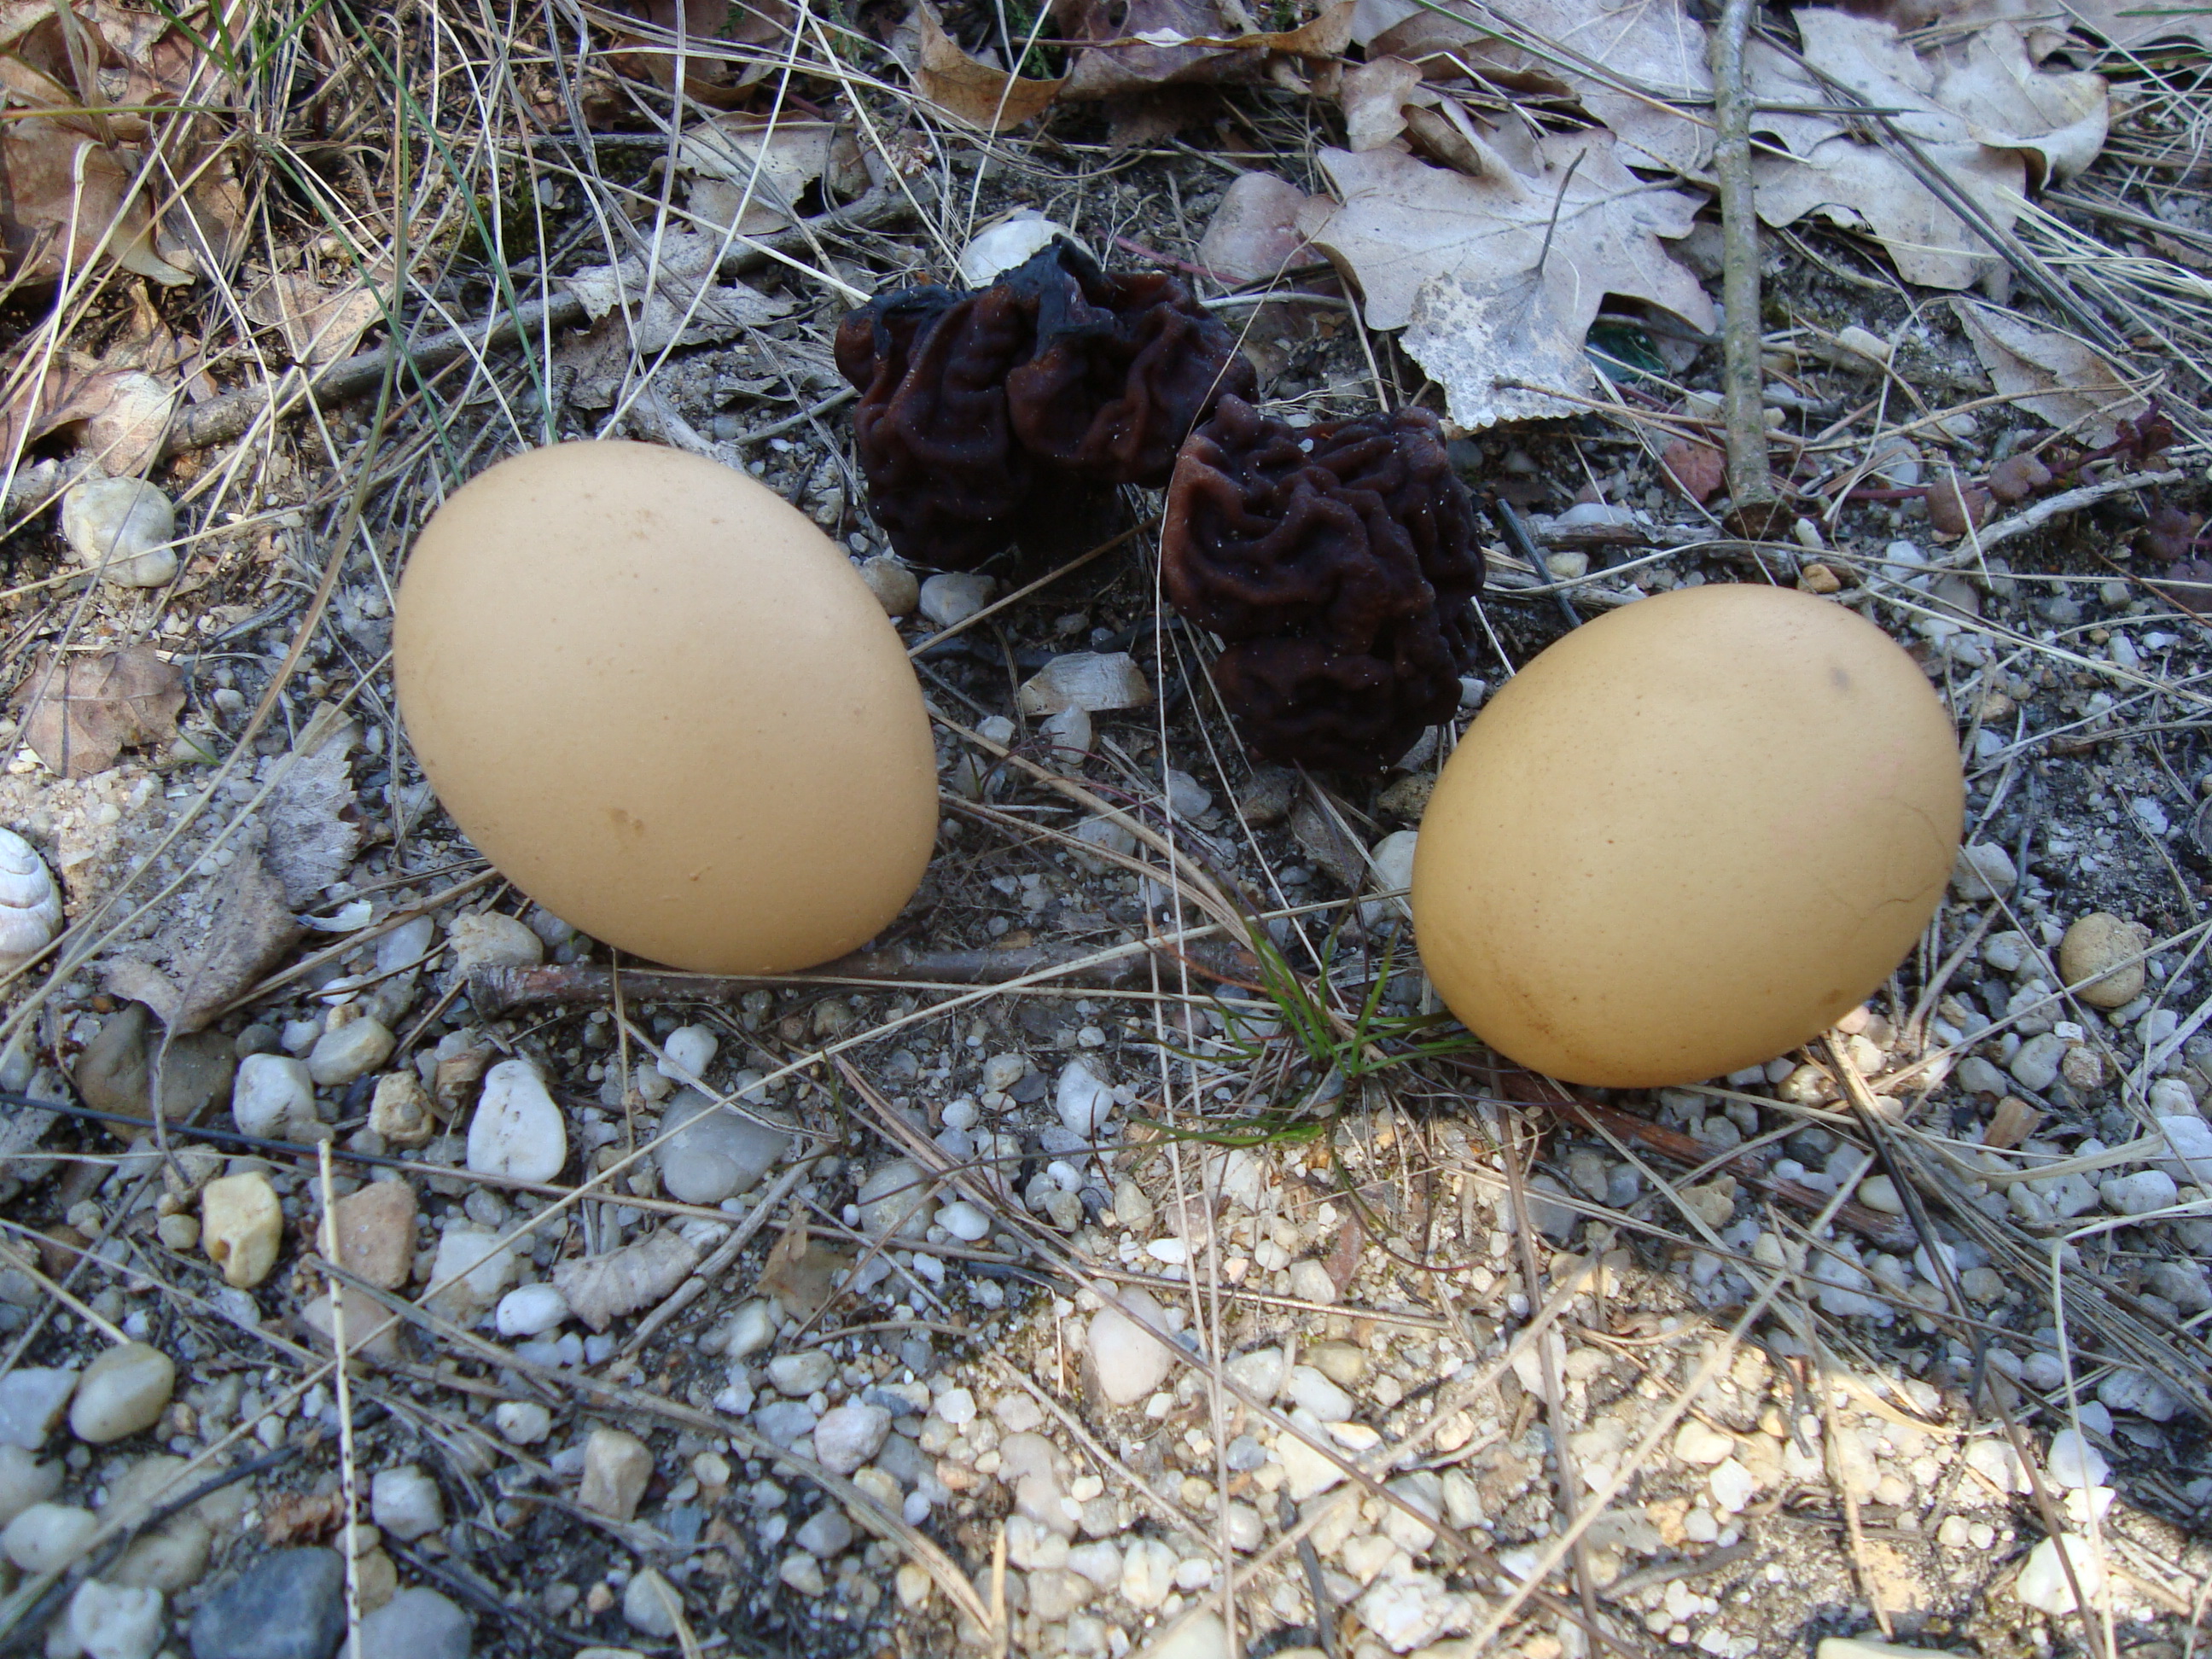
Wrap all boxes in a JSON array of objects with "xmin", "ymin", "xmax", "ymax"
[
  {"xmin": 188, "ymin": 1548, "xmax": 346, "ymax": 1659},
  {"xmin": 493, "ymin": 1402, "xmax": 552, "ymax": 1446},
  {"xmin": 69, "ymin": 1344, "xmax": 173, "ymax": 1445},
  {"xmin": 2058, "ymin": 912, "xmax": 2151, "ymax": 1010},
  {"xmin": 370, "ymin": 1465, "xmax": 444, "ymax": 1542},
  {"xmin": 359, "ymin": 1586, "xmax": 471, "ymax": 1659},
  {"xmin": 306, "ymin": 1017, "xmax": 395, "ymax": 1088},
  {"xmin": 936, "ymin": 1201, "xmax": 991, "ymax": 1242},
  {"xmin": 3, "ymin": 1501, "xmax": 96, "ymax": 1570}
]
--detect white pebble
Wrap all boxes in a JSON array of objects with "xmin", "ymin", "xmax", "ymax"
[
  {"xmin": 467, "ymin": 1059, "xmax": 567, "ymax": 1183},
  {"xmin": 934, "ymin": 1387, "xmax": 977, "ymax": 1427},
  {"xmin": 2047, "ymin": 1429, "xmax": 2108, "ymax": 1490},
  {"xmin": 370, "ymin": 1465, "xmax": 444, "ymax": 1541},
  {"xmin": 67, "ymin": 1578, "xmax": 165, "ymax": 1659},
  {"xmin": 2099, "ymin": 1168, "xmax": 2177, "ymax": 1216},
  {"xmin": 306, "ymin": 1017, "xmax": 395, "ymax": 1088},
  {"xmin": 2015, "ymin": 1534, "xmax": 2106, "ymax": 1615},
  {"xmin": 61, "ymin": 476, "xmax": 177, "ymax": 587},
  {"xmin": 1284, "ymin": 1365, "xmax": 1353, "ymax": 1424},
  {"xmin": 3, "ymin": 1502, "xmax": 96, "ymax": 1570},
  {"xmin": 1120, "ymin": 1536, "xmax": 1176, "ymax": 1610},
  {"xmin": 495, "ymin": 1284, "xmax": 570, "ymax": 1337},
  {"xmin": 230, "ymin": 1054, "xmax": 317, "ymax": 1141},
  {"xmin": 658, "ymin": 1024, "xmax": 718, "ymax": 1083},
  {"xmin": 1087, "ymin": 1289, "xmax": 1172, "ymax": 1406},
  {"xmin": 919, "ymin": 572, "xmax": 994, "ymax": 629},
  {"xmin": 656, "ymin": 1091, "xmax": 789, "ymax": 1204},
  {"xmin": 494, "ymin": 1402, "xmax": 552, "ymax": 1445},
  {"xmin": 812, "ymin": 1404, "xmax": 889, "ymax": 1476},
  {"xmin": 936, "ymin": 1201, "xmax": 991, "ymax": 1242},
  {"xmin": 0, "ymin": 1369, "xmax": 77, "ymax": 1450},
  {"xmin": 1055, "ymin": 1058, "xmax": 1115, "ymax": 1139}
]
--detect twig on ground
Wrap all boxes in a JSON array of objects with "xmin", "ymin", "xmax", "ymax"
[{"xmin": 1711, "ymin": 0, "xmax": 1784, "ymax": 536}]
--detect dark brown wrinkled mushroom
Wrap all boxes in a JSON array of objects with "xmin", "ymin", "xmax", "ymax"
[
  {"xmin": 1162, "ymin": 393, "xmax": 1482, "ymax": 773},
  {"xmin": 835, "ymin": 242, "xmax": 1253, "ymax": 568}
]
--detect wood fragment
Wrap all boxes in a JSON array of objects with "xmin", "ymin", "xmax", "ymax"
[{"xmin": 1709, "ymin": 0, "xmax": 1785, "ymax": 537}]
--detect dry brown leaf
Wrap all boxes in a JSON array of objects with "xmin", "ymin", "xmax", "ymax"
[
  {"xmin": 677, "ymin": 116, "xmax": 835, "ymax": 236},
  {"xmin": 1797, "ymin": 13, "xmax": 2106, "ymax": 185},
  {"xmin": 1307, "ymin": 137, "xmax": 1712, "ymax": 428},
  {"xmin": 1660, "ymin": 437, "xmax": 1725, "ymax": 504},
  {"xmin": 1749, "ymin": 15, "xmax": 2104, "ymax": 290},
  {"xmin": 0, "ymin": 119, "xmax": 191, "ymax": 287},
  {"xmin": 1195, "ymin": 171, "xmax": 1319, "ymax": 283},
  {"xmin": 103, "ymin": 837, "xmax": 301, "ymax": 1033},
  {"xmin": 553, "ymin": 1228, "xmax": 701, "ymax": 1331},
  {"xmin": 1951, "ymin": 297, "xmax": 2149, "ymax": 445},
  {"xmin": 756, "ymin": 1218, "xmax": 850, "ymax": 1320},
  {"xmin": 1055, "ymin": 0, "xmax": 1353, "ymax": 99},
  {"xmin": 261, "ymin": 738, "xmax": 360, "ymax": 909},
  {"xmin": 555, "ymin": 230, "xmax": 794, "ymax": 408},
  {"xmin": 1353, "ymin": 0, "xmax": 1833, "ymax": 177},
  {"xmin": 243, "ymin": 273, "xmax": 383, "ymax": 366},
  {"xmin": 608, "ymin": 0, "xmax": 795, "ymax": 105},
  {"xmin": 1339, "ymin": 54, "xmax": 1426, "ymax": 150},
  {"xmin": 17, "ymin": 646, "xmax": 184, "ymax": 778},
  {"xmin": 1941, "ymin": 0, "xmax": 2212, "ymax": 57},
  {"xmin": 914, "ymin": 1, "xmax": 1064, "ymax": 130}
]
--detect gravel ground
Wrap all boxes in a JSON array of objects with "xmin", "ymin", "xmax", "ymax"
[{"xmin": 0, "ymin": 36, "xmax": 2209, "ymax": 1659}]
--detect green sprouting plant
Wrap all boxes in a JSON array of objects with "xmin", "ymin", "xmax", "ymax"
[
  {"xmin": 1244, "ymin": 914, "xmax": 1480, "ymax": 1082},
  {"xmin": 1132, "ymin": 914, "xmax": 1480, "ymax": 1149}
]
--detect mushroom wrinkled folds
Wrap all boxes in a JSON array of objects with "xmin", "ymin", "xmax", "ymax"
[
  {"xmin": 1162, "ymin": 394, "xmax": 1482, "ymax": 773},
  {"xmin": 835, "ymin": 242, "xmax": 1254, "ymax": 568}
]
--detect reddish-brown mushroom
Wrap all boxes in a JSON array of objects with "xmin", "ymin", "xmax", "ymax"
[
  {"xmin": 835, "ymin": 243, "xmax": 1253, "ymax": 568},
  {"xmin": 1162, "ymin": 394, "xmax": 1482, "ymax": 773}
]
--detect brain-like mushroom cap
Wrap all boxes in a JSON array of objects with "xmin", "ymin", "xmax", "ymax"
[
  {"xmin": 835, "ymin": 244, "xmax": 1254, "ymax": 568},
  {"xmin": 1162, "ymin": 394, "xmax": 1482, "ymax": 772}
]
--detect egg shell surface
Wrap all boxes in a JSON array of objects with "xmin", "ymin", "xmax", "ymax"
[
  {"xmin": 394, "ymin": 440, "xmax": 937, "ymax": 975},
  {"xmin": 1411, "ymin": 583, "xmax": 1963, "ymax": 1086}
]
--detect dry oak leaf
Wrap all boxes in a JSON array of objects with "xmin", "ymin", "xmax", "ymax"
[
  {"xmin": 1054, "ymin": 0, "xmax": 1354, "ymax": 100},
  {"xmin": 1307, "ymin": 137, "xmax": 1712, "ymax": 428},
  {"xmin": 243, "ymin": 273, "xmax": 382, "ymax": 367},
  {"xmin": 757, "ymin": 1217, "xmax": 851, "ymax": 1321},
  {"xmin": 1195, "ymin": 170, "xmax": 1321, "ymax": 283},
  {"xmin": 103, "ymin": 835, "xmax": 301, "ymax": 1033},
  {"xmin": 1939, "ymin": 0, "xmax": 2212, "ymax": 59},
  {"xmin": 1352, "ymin": 0, "xmax": 1835, "ymax": 177},
  {"xmin": 1660, "ymin": 437, "xmax": 1725, "ymax": 504},
  {"xmin": 1796, "ymin": 12, "xmax": 2106, "ymax": 185},
  {"xmin": 0, "ymin": 358, "xmax": 175, "ymax": 474},
  {"xmin": 16, "ymin": 645, "xmax": 184, "ymax": 778},
  {"xmin": 608, "ymin": 0, "xmax": 795, "ymax": 106},
  {"xmin": 677, "ymin": 115, "xmax": 835, "ymax": 235},
  {"xmin": 914, "ymin": 1, "xmax": 1064, "ymax": 131},
  {"xmin": 555, "ymin": 229, "xmax": 792, "ymax": 408},
  {"xmin": 1750, "ymin": 14, "xmax": 2105, "ymax": 290},
  {"xmin": 1951, "ymin": 297, "xmax": 2149, "ymax": 446}
]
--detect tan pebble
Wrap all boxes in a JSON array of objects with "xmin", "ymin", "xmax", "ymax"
[
  {"xmin": 368, "ymin": 1074, "xmax": 436, "ymax": 1148},
  {"xmin": 894, "ymin": 1561, "xmax": 931, "ymax": 1610},
  {"xmin": 356, "ymin": 1546, "xmax": 399, "ymax": 1611},
  {"xmin": 2058, "ymin": 912, "xmax": 2151, "ymax": 1010},
  {"xmin": 579, "ymin": 1428, "xmax": 652, "ymax": 1522},
  {"xmin": 201, "ymin": 1173, "xmax": 282, "ymax": 1289},
  {"xmin": 330, "ymin": 1179, "xmax": 417, "ymax": 1289},
  {"xmin": 68, "ymin": 1344, "xmax": 173, "ymax": 1444},
  {"xmin": 1798, "ymin": 562, "xmax": 1842, "ymax": 596}
]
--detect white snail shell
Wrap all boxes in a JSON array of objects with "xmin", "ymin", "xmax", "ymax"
[{"xmin": 0, "ymin": 829, "xmax": 63, "ymax": 973}]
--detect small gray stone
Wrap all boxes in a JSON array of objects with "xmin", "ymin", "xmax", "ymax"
[
  {"xmin": 305, "ymin": 1018, "xmax": 394, "ymax": 1088},
  {"xmin": 812, "ymin": 1404, "xmax": 889, "ymax": 1475},
  {"xmin": 2010, "ymin": 1033, "xmax": 2066, "ymax": 1092},
  {"xmin": 768, "ymin": 1352, "xmax": 834, "ymax": 1397},
  {"xmin": 1953, "ymin": 842, "xmax": 2017, "ymax": 900},
  {"xmin": 919, "ymin": 572, "xmax": 993, "ymax": 629},
  {"xmin": 188, "ymin": 1548, "xmax": 346, "ymax": 1659},
  {"xmin": 655, "ymin": 1091, "xmax": 789, "ymax": 1204},
  {"xmin": 1055, "ymin": 1058, "xmax": 1115, "ymax": 1138},
  {"xmin": 858, "ymin": 555, "xmax": 919, "ymax": 618},
  {"xmin": 1087, "ymin": 1288, "xmax": 1172, "ymax": 1405},
  {"xmin": 231, "ymin": 1054, "xmax": 317, "ymax": 1141},
  {"xmin": 1017, "ymin": 652, "xmax": 1151, "ymax": 715},
  {"xmin": 857, "ymin": 1160, "xmax": 931, "ymax": 1241},
  {"xmin": 370, "ymin": 1465, "xmax": 443, "ymax": 1542},
  {"xmin": 359, "ymin": 1588, "xmax": 470, "ymax": 1659},
  {"xmin": 621, "ymin": 1569, "xmax": 680, "ymax": 1638},
  {"xmin": 795, "ymin": 1507, "xmax": 853, "ymax": 1557},
  {"xmin": 0, "ymin": 1369, "xmax": 76, "ymax": 1450}
]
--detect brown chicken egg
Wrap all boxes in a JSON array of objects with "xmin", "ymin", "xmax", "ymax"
[
  {"xmin": 1411, "ymin": 584, "xmax": 1963, "ymax": 1087},
  {"xmin": 394, "ymin": 441, "xmax": 937, "ymax": 975}
]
